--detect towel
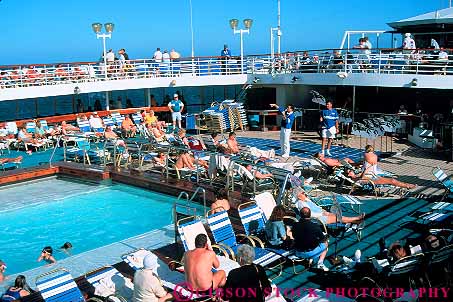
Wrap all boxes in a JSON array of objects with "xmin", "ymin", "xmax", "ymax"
[
  {"xmin": 180, "ymin": 221, "xmax": 211, "ymax": 250},
  {"xmin": 254, "ymin": 192, "xmax": 276, "ymax": 220}
]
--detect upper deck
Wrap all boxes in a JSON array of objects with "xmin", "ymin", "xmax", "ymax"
[{"xmin": 2, "ymin": 48, "xmax": 453, "ymax": 102}]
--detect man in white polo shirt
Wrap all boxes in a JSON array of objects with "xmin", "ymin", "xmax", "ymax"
[
  {"xmin": 168, "ymin": 93, "xmax": 184, "ymax": 129},
  {"xmin": 320, "ymin": 100, "xmax": 339, "ymax": 156}
]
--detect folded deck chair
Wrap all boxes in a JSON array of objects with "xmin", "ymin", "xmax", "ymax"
[
  {"xmin": 206, "ymin": 210, "xmax": 284, "ymax": 269},
  {"xmin": 85, "ymin": 266, "xmax": 133, "ymax": 302},
  {"xmin": 253, "ymin": 191, "xmax": 277, "ymax": 221},
  {"xmin": 433, "ymin": 167, "xmax": 453, "ymax": 200},
  {"xmin": 36, "ymin": 268, "xmax": 102, "ymax": 302}
]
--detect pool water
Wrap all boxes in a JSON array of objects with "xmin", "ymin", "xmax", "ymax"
[{"xmin": 0, "ymin": 177, "xmax": 176, "ymax": 274}]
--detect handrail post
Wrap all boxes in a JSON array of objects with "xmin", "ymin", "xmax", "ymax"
[{"xmin": 378, "ymin": 50, "xmax": 382, "ymax": 74}]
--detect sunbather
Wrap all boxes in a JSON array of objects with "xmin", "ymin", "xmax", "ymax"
[
  {"xmin": 227, "ymin": 132, "xmax": 240, "ymax": 154},
  {"xmin": 210, "ymin": 189, "xmax": 231, "ymax": 213},
  {"xmin": 121, "ymin": 115, "xmax": 137, "ymax": 137},
  {"xmin": 17, "ymin": 127, "xmax": 39, "ymax": 145},
  {"xmin": 175, "ymin": 150, "xmax": 208, "ymax": 170},
  {"xmin": 358, "ymin": 145, "xmax": 416, "ymax": 189},
  {"xmin": 293, "ymin": 188, "xmax": 365, "ymax": 225},
  {"xmin": 184, "ymin": 234, "xmax": 226, "ymax": 291},
  {"xmin": 246, "ymin": 164, "xmax": 273, "ymax": 179},
  {"xmin": 104, "ymin": 126, "xmax": 127, "ymax": 148},
  {"xmin": 0, "ymin": 156, "xmax": 22, "ymax": 164},
  {"xmin": 314, "ymin": 152, "xmax": 358, "ymax": 168},
  {"xmin": 154, "ymin": 152, "xmax": 167, "ymax": 166},
  {"xmin": 60, "ymin": 121, "xmax": 79, "ymax": 135}
]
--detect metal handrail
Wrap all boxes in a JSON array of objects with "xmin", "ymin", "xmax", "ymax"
[
  {"xmin": 49, "ymin": 135, "xmax": 62, "ymax": 167},
  {"xmin": 189, "ymin": 187, "xmax": 207, "ymax": 218}
]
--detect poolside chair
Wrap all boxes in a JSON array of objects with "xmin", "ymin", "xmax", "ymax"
[
  {"xmin": 65, "ymin": 137, "xmax": 106, "ymax": 165},
  {"xmin": 26, "ymin": 121, "xmax": 36, "ymax": 134},
  {"xmin": 206, "ymin": 210, "xmax": 284, "ymax": 270},
  {"xmin": 85, "ymin": 266, "xmax": 133, "ymax": 302},
  {"xmin": 36, "ymin": 268, "xmax": 103, "ymax": 302},
  {"xmin": 0, "ymin": 157, "xmax": 22, "ymax": 171},
  {"xmin": 111, "ymin": 112, "xmax": 125, "ymax": 127},
  {"xmin": 425, "ymin": 244, "xmax": 453, "ymax": 287},
  {"xmin": 433, "ymin": 167, "xmax": 453, "ymax": 200},
  {"xmin": 77, "ymin": 119, "xmax": 95, "ymax": 137}
]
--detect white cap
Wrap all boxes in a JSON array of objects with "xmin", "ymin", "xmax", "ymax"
[
  {"xmin": 143, "ymin": 254, "xmax": 160, "ymax": 271},
  {"xmin": 93, "ymin": 111, "xmax": 98, "ymax": 115},
  {"xmin": 405, "ymin": 33, "xmax": 411, "ymax": 37},
  {"xmin": 173, "ymin": 93, "xmax": 178, "ymax": 98}
]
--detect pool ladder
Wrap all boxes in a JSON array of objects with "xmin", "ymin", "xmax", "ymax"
[{"xmin": 173, "ymin": 187, "xmax": 207, "ymax": 244}]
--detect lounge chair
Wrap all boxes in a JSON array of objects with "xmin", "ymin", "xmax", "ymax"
[
  {"xmin": 433, "ymin": 167, "xmax": 453, "ymax": 200},
  {"xmin": 85, "ymin": 266, "xmax": 133, "ymax": 302},
  {"xmin": 65, "ymin": 137, "xmax": 106, "ymax": 165},
  {"xmin": 77, "ymin": 120, "xmax": 95, "ymax": 137},
  {"xmin": 111, "ymin": 112, "xmax": 125, "ymax": 127},
  {"xmin": 35, "ymin": 268, "xmax": 103, "ymax": 302},
  {"xmin": 206, "ymin": 210, "xmax": 284, "ymax": 270},
  {"xmin": 237, "ymin": 201, "xmax": 313, "ymax": 274},
  {"xmin": 0, "ymin": 156, "xmax": 22, "ymax": 171}
]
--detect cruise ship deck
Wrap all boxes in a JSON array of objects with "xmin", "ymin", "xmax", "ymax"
[{"xmin": 1, "ymin": 129, "xmax": 451, "ymax": 301}]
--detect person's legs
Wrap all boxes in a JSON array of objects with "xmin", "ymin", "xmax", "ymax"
[
  {"xmin": 325, "ymin": 213, "xmax": 364, "ymax": 224},
  {"xmin": 171, "ymin": 112, "xmax": 177, "ymax": 128},
  {"xmin": 176, "ymin": 113, "xmax": 182, "ymax": 129},
  {"xmin": 280, "ymin": 128, "xmax": 285, "ymax": 155},
  {"xmin": 318, "ymin": 242, "xmax": 328, "ymax": 264},
  {"xmin": 373, "ymin": 177, "xmax": 416, "ymax": 189},
  {"xmin": 212, "ymin": 270, "xmax": 226, "ymax": 289},
  {"xmin": 321, "ymin": 129, "xmax": 327, "ymax": 154},
  {"xmin": 284, "ymin": 129, "xmax": 291, "ymax": 156}
]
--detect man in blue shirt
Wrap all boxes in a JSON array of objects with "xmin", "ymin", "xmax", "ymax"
[
  {"xmin": 271, "ymin": 103, "xmax": 295, "ymax": 157},
  {"xmin": 220, "ymin": 44, "xmax": 231, "ymax": 74},
  {"xmin": 320, "ymin": 100, "xmax": 339, "ymax": 156},
  {"xmin": 168, "ymin": 93, "xmax": 184, "ymax": 129}
]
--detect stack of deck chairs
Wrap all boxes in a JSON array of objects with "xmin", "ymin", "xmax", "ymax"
[
  {"xmin": 352, "ymin": 116, "xmax": 401, "ymax": 139},
  {"xmin": 203, "ymin": 100, "xmax": 248, "ymax": 133}
]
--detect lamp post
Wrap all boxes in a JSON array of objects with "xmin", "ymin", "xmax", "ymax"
[
  {"xmin": 229, "ymin": 18, "xmax": 253, "ymax": 73},
  {"xmin": 92, "ymin": 22, "xmax": 114, "ymax": 79},
  {"xmin": 92, "ymin": 22, "xmax": 114, "ymax": 110}
]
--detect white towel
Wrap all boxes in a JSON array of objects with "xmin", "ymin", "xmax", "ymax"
[
  {"xmin": 181, "ymin": 222, "xmax": 211, "ymax": 250},
  {"xmin": 254, "ymin": 192, "xmax": 276, "ymax": 220}
]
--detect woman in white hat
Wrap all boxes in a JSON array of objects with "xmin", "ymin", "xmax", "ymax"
[{"xmin": 132, "ymin": 254, "xmax": 173, "ymax": 302}]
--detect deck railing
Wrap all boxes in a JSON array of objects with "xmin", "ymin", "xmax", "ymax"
[{"xmin": 2, "ymin": 48, "xmax": 453, "ymax": 89}]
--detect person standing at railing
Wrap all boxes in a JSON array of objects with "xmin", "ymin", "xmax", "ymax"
[
  {"xmin": 270, "ymin": 103, "xmax": 295, "ymax": 158},
  {"xmin": 170, "ymin": 49, "xmax": 181, "ymax": 61},
  {"xmin": 220, "ymin": 44, "xmax": 231, "ymax": 74},
  {"xmin": 153, "ymin": 47, "xmax": 163, "ymax": 63},
  {"xmin": 320, "ymin": 100, "xmax": 339, "ymax": 157}
]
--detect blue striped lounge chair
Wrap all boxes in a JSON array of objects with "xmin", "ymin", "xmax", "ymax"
[
  {"xmin": 66, "ymin": 138, "xmax": 105, "ymax": 165},
  {"xmin": 77, "ymin": 119, "xmax": 94, "ymax": 136},
  {"xmin": 26, "ymin": 121, "xmax": 36, "ymax": 134},
  {"xmin": 131, "ymin": 113, "xmax": 142, "ymax": 125},
  {"xmin": 206, "ymin": 210, "xmax": 284, "ymax": 269},
  {"xmin": 35, "ymin": 268, "xmax": 95, "ymax": 302},
  {"xmin": 103, "ymin": 117, "xmax": 115, "ymax": 128},
  {"xmin": 433, "ymin": 167, "xmax": 453, "ymax": 200},
  {"xmin": 237, "ymin": 201, "xmax": 313, "ymax": 274},
  {"xmin": 85, "ymin": 266, "xmax": 133, "ymax": 301},
  {"xmin": 111, "ymin": 112, "xmax": 125, "ymax": 126}
]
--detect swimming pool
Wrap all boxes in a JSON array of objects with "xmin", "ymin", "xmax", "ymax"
[{"xmin": 0, "ymin": 177, "xmax": 176, "ymax": 274}]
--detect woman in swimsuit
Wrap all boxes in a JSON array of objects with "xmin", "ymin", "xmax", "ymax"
[{"xmin": 1, "ymin": 275, "xmax": 31, "ymax": 302}]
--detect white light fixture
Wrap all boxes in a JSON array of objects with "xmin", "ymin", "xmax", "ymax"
[
  {"xmin": 411, "ymin": 78, "xmax": 418, "ymax": 87},
  {"xmin": 230, "ymin": 18, "xmax": 253, "ymax": 73},
  {"xmin": 252, "ymin": 77, "xmax": 260, "ymax": 83},
  {"xmin": 92, "ymin": 22, "xmax": 115, "ymax": 81},
  {"xmin": 291, "ymin": 76, "xmax": 299, "ymax": 83},
  {"xmin": 74, "ymin": 86, "xmax": 81, "ymax": 94}
]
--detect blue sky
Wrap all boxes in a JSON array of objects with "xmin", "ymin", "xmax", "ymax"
[{"xmin": 0, "ymin": 0, "xmax": 447, "ymax": 65}]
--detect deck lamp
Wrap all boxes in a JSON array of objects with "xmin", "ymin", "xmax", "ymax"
[
  {"xmin": 74, "ymin": 86, "xmax": 81, "ymax": 95},
  {"xmin": 230, "ymin": 18, "xmax": 253, "ymax": 73},
  {"xmin": 411, "ymin": 78, "xmax": 418, "ymax": 87},
  {"xmin": 291, "ymin": 76, "xmax": 299, "ymax": 83},
  {"xmin": 252, "ymin": 77, "xmax": 260, "ymax": 83},
  {"xmin": 92, "ymin": 22, "xmax": 114, "ymax": 110}
]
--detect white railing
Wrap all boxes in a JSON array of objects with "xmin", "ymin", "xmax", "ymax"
[
  {"xmin": 247, "ymin": 48, "xmax": 453, "ymax": 76},
  {"xmin": 2, "ymin": 48, "xmax": 453, "ymax": 89},
  {"xmin": 0, "ymin": 57, "xmax": 243, "ymax": 89}
]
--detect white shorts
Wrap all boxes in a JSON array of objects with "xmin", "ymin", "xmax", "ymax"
[
  {"xmin": 172, "ymin": 112, "xmax": 182, "ymax": 121},
  {"xmin": 322, "ymin": 126, "xmax": 336, "ymax": 138}
]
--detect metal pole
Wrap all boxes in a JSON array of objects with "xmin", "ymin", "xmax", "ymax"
[
  {"xmin": 352, "ymin": 86, "xmax": 356, "ymax": 123},
  {"xmin": 102, "ymin": 35, "xmax": 108, "ymax": 79},
  {"xmin": 105, "ymin": 91, "xmax": 110, "ymax": 111},
  {"xmin": 270, "ymin": 28, "xmax": 274, "ymax": 58},
  {"xmin": 277, "ymin": 0, "xmax": 281, "ymax": 54},
  {"xmin": 240, "ymin": 30, "xmax": 244, "ymax": 73},
  {"xmin": 189, "ymin": 0, "xmax": 195, "ymax": 57}
]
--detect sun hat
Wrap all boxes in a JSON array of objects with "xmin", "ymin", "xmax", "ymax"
[
  {"xmin": 173, "ymin": 93, "xmax": 178, "ymax": 98},
  {"xmin": 405, "ymin": 33, "xmax": 411, "ymax": 37},
  {"xmin": 143, "ymin": 254, "xmax": 160, "ymax": 271}
]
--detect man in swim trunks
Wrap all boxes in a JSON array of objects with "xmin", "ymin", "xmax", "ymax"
[
  {"xmin": 314, "ymin": 152, "xmax": 357, "ymax": 168},
  {"xmin": 184, "ymin": 234, "xmax": 226, "ymax": 291}
]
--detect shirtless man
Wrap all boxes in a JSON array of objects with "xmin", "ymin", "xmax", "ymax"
[
  {"xmin": 227, "ymin": 132, "xmax": 239, "ymax": 154},
  {"xmin": 246, "ymin": 164, "xmax": 273, "ymax": 179},
  {"xmin": 104, "ymin": 126, "xmax": 127, "ymax": 148},
  {"xmin": 314, "ymin": 152, "xmax": 357, "ymax": 168},
  {"xmin": 210, "ymin": 189, "xmax": 231, "ymax": 213},
  {"xmin": 184, "ymin": 234, "xmax": 226, "ymax": 291}
]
